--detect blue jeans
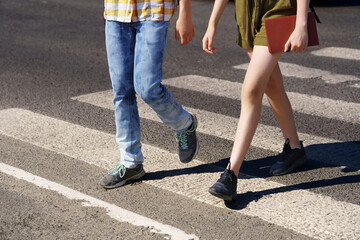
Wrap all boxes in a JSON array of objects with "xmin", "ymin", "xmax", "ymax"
[{"xmin": 105, "ymin": 20, "xmax": 192, "ymax": 168}]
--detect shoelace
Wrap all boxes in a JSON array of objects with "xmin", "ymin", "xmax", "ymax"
[
  {"xmin": 218, "ymin": 169, "xmax": 233, "ymax": 184},
  {"xmin": 109, "ymin": 164, "xmax": 126, "ymax": 178},
  {"xmin": 175, "ymin": 121, "xmax": 197, "ymax": 150}
]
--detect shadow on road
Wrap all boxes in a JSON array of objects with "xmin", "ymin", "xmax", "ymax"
[
  {"xmin": 224, "ymin": 173, "xmax": 360, "ymax": 210},
  {"xmin": 143, "ymin": 141, "xmax": 360, "ymax": 210},
  {"xmin": 227, "ymin": 140, "xmax": 360, "ymax": 210},
  {"xmin": 236, "ymin": 141, "xmax": 360, "ymax": 177}
]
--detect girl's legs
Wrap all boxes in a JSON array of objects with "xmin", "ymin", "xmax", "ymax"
[
  {"xmin": 246, "ymin": 50, "xmax": 301, "ymax": 148},
  {"xmin": 264, "ymin": 63, "xmax": 301, "ymax": 148},
  {"xmin": 209, "ymin": 46, "xmax": 307, "ymax": 200},
  {"xmin": 230, "ymin": 46, "xmax": 304, "ymax": 177},
  {"xmin": 229, "ymin": 45, "xmax": 282, "ymax": 177},
  {"xmin": 209, "ymin": 45, "xmax": 282, "ymax": 200},
  {"xmin": 264, "ymin": 61, "xmax": 307, "ymax": 176}
]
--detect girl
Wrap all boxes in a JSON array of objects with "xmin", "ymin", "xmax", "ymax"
[{"xmin": 203, "ymin": 0, "xmax": 310, "ymax": 201}]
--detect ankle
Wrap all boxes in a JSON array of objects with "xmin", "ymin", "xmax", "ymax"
[
  {"xmin": 284, "ymin": 137, "xmax": 301, "ymax": 149},
  {"xmin": 228, "ymin": 161, "xmax": 240, "ymax": 178},
  {"xmin": 228, "ymin": 165, "xmax": 239, "ymax": 178}
]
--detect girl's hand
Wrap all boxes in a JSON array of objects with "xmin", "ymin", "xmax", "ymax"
[
  {"xmin": 202, "ymin": 25, "xmax": 218, "ymax": 54},
  {"xmin": 284, "ymin": 26, "xmax": 309, "ymax": 53}
]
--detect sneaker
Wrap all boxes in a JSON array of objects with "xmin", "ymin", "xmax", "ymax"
[
  {"xmin": 99, "ymin": 164, "xmax": 145, "ymax": 189},
  {"xmin": 269, "ymin": 138, "xmax": 307, "ymax": 176},
  {"xmin": 175, "ymin": 114, "xmax": 199, "ymax": 163},
  {"xmin": 208, "ymin": 164, "xmax": 237, "ymax": 201}
]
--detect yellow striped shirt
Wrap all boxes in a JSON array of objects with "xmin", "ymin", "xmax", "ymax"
[{"xmin": 104, "ymin": 0, "xmax": 178, "ymax": 22}]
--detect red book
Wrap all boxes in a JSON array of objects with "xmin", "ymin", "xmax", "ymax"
[{"xmin": 264, "ymin": 12, "xmax": 319, "ymax": 53}]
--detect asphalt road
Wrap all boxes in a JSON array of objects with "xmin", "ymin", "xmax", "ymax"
[{"xmin": 0, "ymin": 0, "xmax": 359, "ymax": 239}]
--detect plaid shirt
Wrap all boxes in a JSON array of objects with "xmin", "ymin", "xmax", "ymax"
[{"xmin": 104, "ymin": 0, "xmax": 178, "ymax": 22}]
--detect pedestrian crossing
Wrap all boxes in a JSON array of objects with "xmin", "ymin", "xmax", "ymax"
[
  {"xmin": 1, "ymin": 56, "xmax": 360, "ymax": 239},
  {"xmin": 0, "ymin": 108, "xmax": 359, "ymax": 239},
  {"xmin": 1, "ymin": 46, "xmax": 360, "ymax": 239}
]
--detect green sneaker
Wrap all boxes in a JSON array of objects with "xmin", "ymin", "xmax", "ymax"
[
  {"xmin": 175, "ymin": 114, "xmax": 199, "ymax": 163},
  {"xmin": 99, "ymin": 164, "xmax": 145, "ymax": 189}
]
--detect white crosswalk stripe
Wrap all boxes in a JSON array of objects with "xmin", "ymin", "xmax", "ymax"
[
  {"xmin": 73, "ymin": 90, "xmax": 336, "ymax": 149},
  {"xmin": 234, "ymin": 62, "xmax": 360, "ymax": 87},
  {"xmin": 309, "ymin": 47, "xmax": 360, "ymax": 88},
  {"xmin": 158, "ymin": 75, "xmax": 359, "ymax": 124},
  {"xmin": 1, "ymin": 108, "xmax": 360, "ymax": 240},
  {"xmin": 311, "ymin": 47, "xmax": 360, "ymax": 61},
  {"xmin": 72, "ymin": 85, "xmax": 359, "ymax": 170}
]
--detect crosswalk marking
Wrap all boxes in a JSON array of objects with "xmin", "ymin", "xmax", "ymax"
[
  {"xmin": 1, "ymin": 108, "xmax": 359, "ymax": 240},
  {"xmin": 311, "ymin": 47, "xmax": 360, "ymax": 61},
  {"xmin": 0, "ymin": 162, "xmax": 199, "ymax": 240},
  {"xmin": 160, "ymin": 75, "xmax": 358, "ymax": 124},
  {"xmin": 72, "ymin": 89, "xmax": 360, "ymax": 170},
  {"xmin": 234, "ymin": 62, "xmax": 360, "ymax": 86}
]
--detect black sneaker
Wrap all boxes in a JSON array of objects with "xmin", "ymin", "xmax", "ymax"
[
  {"xmin": 175, "ymin": 114, "xmax": 199, "ymax": 163},
  {"xmin": 99, "ymin": 164, "xmax": 145, "ymax": 189},
  {"xmin": 208, "ymin": 164, "xmax": 237, "ymax": 201},
  {"xmin": 269, "ymin": 138, "xmax": 308, "ymax": 176}
]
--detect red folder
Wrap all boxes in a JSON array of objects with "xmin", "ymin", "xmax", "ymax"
[{"xmin": 264, "ymin": 12, "xmax": 319, "ymax": 53}]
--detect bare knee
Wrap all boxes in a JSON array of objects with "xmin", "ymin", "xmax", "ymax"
[
  {"xmin": 265, "ymin": 79, "xmax": 278, "ymax": 96},
  {"xmin": 265, "ymin": 77, "xmax": 286, "ymax": 101},
  {"xmin": 241, "ymin": 83, "xmax": 264, "ymax": 105}
]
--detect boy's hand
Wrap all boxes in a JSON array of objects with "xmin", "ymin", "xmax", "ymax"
[
  {"xmin": 175, "ymin": 17, "xmax": 195, "ymax": 46},
  {"xmin": 202, "ymin": 25, "xmax": 218, "ymax": 54}
]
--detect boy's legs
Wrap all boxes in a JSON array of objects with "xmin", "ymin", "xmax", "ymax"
[
  {"xmin": 133, "ymin": 21, "xmax": 192, "ymax": 131},
  {"xmin": 100, "ymin": 21, "xmax": 146, "ymax": 189},
  {"xmin": 105, "ymin": 20, "xmax": 143, "ymax": 169},
  {"xmin": 133, "ymin": 21, "xmax": 198, "ymax": 163},
  {"xmin": 100, "ymin": 20, "xmax": 198, "ymax": 188}
]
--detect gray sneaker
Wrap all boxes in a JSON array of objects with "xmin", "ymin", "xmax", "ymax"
[
  {"xmin": 175, "ymin": 114, "xmax": 199, "ymax": 163},
  {"xmin": 99, "ymin": 164, "xmax": 145, "ymax": 189}
]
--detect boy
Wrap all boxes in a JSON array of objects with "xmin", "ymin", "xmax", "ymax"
[{"xmin": 100, "ymin": 0, "xmax": 198, "ymax": 188}]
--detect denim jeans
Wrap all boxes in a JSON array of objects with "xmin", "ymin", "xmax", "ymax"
[{"xmin": 105, "ymin": 20, "xmax": 192, "ymax": 168}]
